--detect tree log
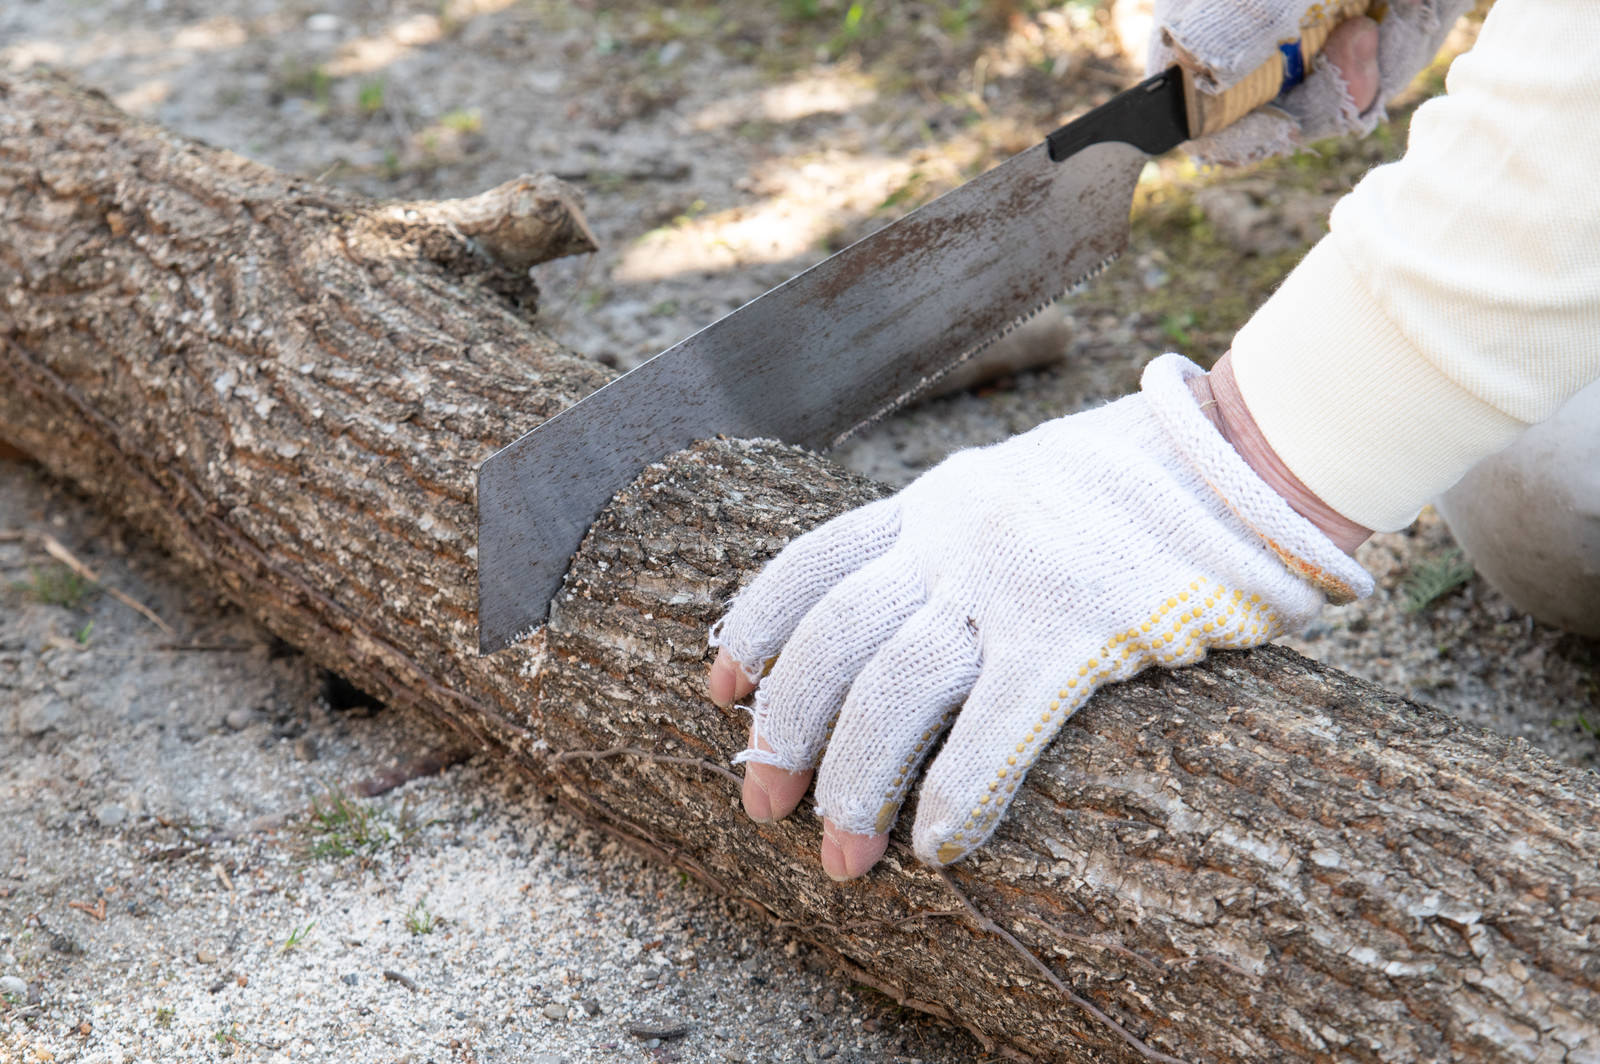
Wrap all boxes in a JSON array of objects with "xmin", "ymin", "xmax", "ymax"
[{"xmin": 1, "ymin": 73, "xmax": 1596, "ymax": 1064}]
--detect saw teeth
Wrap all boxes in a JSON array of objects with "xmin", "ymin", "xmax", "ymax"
[
  {"xmin": 1063, "ymin": 250, "xmax": 1122, "ymax": 296},
  {"xmin": 826, "ymin": 249, "xmax": 1125, "ymax": 448}
]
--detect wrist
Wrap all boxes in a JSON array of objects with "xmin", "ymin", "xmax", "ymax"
[{"xmin": 1187, "ymin": 353, "xmax": 1372, "ymax": 555}]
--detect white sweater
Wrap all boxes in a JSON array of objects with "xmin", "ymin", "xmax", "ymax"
[{"xmin": 1230, "ymin": 0, "xmax": 1600, "ymax": 532}]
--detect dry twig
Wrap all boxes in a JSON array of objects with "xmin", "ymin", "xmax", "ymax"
[
  {"xmin": 66, "ymin": 899, "xmax": 106, "ymax": 922},
  {"xmin": 937, "ymin": 868, "xmax": 1187, "ymax": 1064},
  {"xmin": 383, "ymin": 969, "xmax": 419, "ymax": 992},
  {"xmin": 1, "ymin": 527, "xmax": 176, "ymax": 636},
  {"xmin": 353, "ymin": 745, "xmax": 475, "ymax": 798},
  {"xmin": 1020, "ymin": 912, "xmax": 1167, "ymax": 977}
]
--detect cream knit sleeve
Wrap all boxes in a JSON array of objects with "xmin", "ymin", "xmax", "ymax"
[{"xmin": 1229, "ymin": 0, "xmax": 1600, "ymax": 532}]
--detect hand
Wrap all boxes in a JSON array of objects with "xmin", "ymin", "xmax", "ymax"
[
  {"xmin": 708, "ymin": 355, "xmax": 1372, "ymax": 879},
  {"xmin": 1152, "ymin": 0, "xmax": 1474, "ymax": 165}
]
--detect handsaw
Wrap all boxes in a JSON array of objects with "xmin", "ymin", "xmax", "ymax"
[{"xmin": 477, "ymin": 1, "xmax": 1369, "ymax": 654}]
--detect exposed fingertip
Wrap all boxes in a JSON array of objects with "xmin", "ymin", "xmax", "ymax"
[
  {"xmin": 820, "ymin": 823, "xmax": 849, "ymax": 881},
  {"xmin": 821, "ymin": 820, "xmax": 888, "ymax": 881},
  {"xmin": 742, "ymin": 769, "xmax": 775, "ymax": 823},
  {"xmin": 842, "ymin": 830, "xmax": 888, "ymax": 878},
  {"xmin": 1325, "ymin": 15, "xmax": 1381, "ymax": 113},
  {"xmin": 749, "ymin": 763, "xmax": 811, "ymax": 822},
  {"xmin": 708, "ymin": 648, "xmax": 739, "ymax": 708}
]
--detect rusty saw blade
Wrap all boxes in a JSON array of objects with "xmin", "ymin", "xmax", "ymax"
[{"xmin": 475, "ymin": 70, "xmax": 1191, "ymax": 653}]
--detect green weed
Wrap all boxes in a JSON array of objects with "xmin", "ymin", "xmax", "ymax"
[
  {"xmin": 876, "ymin": 170, "xmax": 929, "ymax": 213},
  {"xmin": 358, "ymin": 78, "xmax": 386, "ymax": 113},
  {"xmin": 405, "ymin": 898, "xmax": 436, "ymax": 936},
  {"xmin": 213, "ymin": 1022, "xmax": 241, "ymax": 1055},
  {"xmin": 936, "ymin": 0, "xmax": 983, "ymax": 37},
  {"xmin": 15, "ymin": 564, "xmax": 98, "ymax": 608},
  {"xmin": 1402, "ymin": 550, "xmax": 1475, "ymax": 614},
  {"xmin": 281, "ymin": 920, "xmax": 317, "ymax": 952},
  {"xmin": 828, "ymin": 1, "xmax": 881, "ymax": 55},
  {"xmin": 1160, "ymin": 311, "xmax": 1196, "ymax": 347},
  {"xmin": 440, "ymin": 108, "xmax": 482, "ymax": 133},
  {"xmin": 278, "ymin": 60, "xmax": 331, "ymax": 106},
  {"xmin": 154, "ymin": 1006, "xmax": 176, "ymax": 1027},
  {"xmin": 301, "ymin": 789, "xmax": 391, "ymax": 861},
  {"xmin": 1555, "ymin": 712, "xmax": 1600, "ymax": 740}
]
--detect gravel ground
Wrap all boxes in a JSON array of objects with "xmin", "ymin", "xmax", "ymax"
[
  {"xmin": 3, "ymin": 1, "xmax": 1596, "ymax": 1062},
  {"xmin": 1, "ymin": 466, "xmax": 973, "ymax": 1063}
]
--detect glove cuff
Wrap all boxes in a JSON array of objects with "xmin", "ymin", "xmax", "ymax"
[{"xmin": 1141, "ymin": 354, "xmax": 1374, "ymax": 604}]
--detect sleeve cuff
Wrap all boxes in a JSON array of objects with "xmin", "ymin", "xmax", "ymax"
[
  {"xmin": 1142, "ymin": 354, "xmax": 1373, "ymax": 605},
  {"xmin": 1228, "ymin": 238, "xmax": 1526, "ymax": 532}
]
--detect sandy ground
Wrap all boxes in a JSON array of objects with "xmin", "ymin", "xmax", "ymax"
[
  {"xmin": 1, "ymin": 460, "xmax": 978, "ymax": 1064},
  {"xmin": 2, "ymin": 1, "xmax": 1596, "ymax": 1062}
]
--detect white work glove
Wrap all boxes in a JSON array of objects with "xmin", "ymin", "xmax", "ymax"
[
  {"xmin": 710, "ymin": 355, "xmax": 1372, "ymax": 867},
  {"xmin": 1152, "ymin": 0, "xmax": 1474, "ymax": 165}
]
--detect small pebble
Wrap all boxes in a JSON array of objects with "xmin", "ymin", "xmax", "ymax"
[
  {"xmin": 341, "ymin": 973, "xmax": 358, "ymax": 987},
  {"xmin": 224, "ymin": 708, "xmax": 254, "ymax": 732},
  {"xmin": 0, "ymin": 976, "xmax": 26, "ymax": 1000},
  {"xmin": 293, "ymin": 736, "xmax": 317, "ymax": 761},
  {"xmin": 720, "ymin": 1050, "xmax": 745, "ymax": 1063},
  {"xmin": 383, "ymin": 970, "xmax": 419, "ymax": 991},
  {"xmin": 541, "ymin": 1002, "xmax": 567, "ymax": 1021},
  {"xmin": 195, "ymin": 950, "xmax": 218, "ymax": 965},
  {"xmin": 581, "ymin": 998, "xmax": 602, "ymax": 1017},
  {"xmin": 94, "ymin": 802, "xmax": 127, "ymax": 828},
  {"xmin": 528, "ymin": 1055, "xmax": 566, "ymax": 1064},
  {"xmin": 626, "ymin": 1018, "xmax": 688, "ymax": 1040}
]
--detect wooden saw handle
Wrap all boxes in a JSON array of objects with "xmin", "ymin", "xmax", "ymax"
[{"xmin": 1183, "ymin": 0, "xmax": 1374, "ymax": 139}]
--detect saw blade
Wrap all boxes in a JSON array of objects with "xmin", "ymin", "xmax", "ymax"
[{"xmin": 477, "ymin": 70, "xmax": 1188, "ymax": 653}]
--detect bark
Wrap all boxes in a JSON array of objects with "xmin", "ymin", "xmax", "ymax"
[{"xmin": 2, "ymin": 73, "xmax": 1597, "ymax": 1064}]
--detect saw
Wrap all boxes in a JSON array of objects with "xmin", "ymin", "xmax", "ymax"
[{"xmin": 477, "ymin": 1, "xmax": 1369, "ymax": 653}]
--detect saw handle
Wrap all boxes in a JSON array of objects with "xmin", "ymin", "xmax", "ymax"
[{"xmin": 1182, "ymin": 0, "xmax": 1374, "ymax": 139}]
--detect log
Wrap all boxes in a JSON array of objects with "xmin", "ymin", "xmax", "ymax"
[{"xmin": 1, "ymin": 73, "xmax": 1596, "ymax": 1064}]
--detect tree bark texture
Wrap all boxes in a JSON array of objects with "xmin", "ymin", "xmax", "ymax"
[{"xmin": 1, "ymin": 74, "xmax": 1596, "ymax": 1064}]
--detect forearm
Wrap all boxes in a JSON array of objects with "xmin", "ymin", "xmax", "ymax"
[{"xmin": 1229, "ymin": 0, "xmax": 1600, "ymax": 531}]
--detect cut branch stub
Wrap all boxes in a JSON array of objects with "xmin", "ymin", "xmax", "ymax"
[{"xmin": 393, "ymin": 172, "xmax": 599, "ymax": 271}]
